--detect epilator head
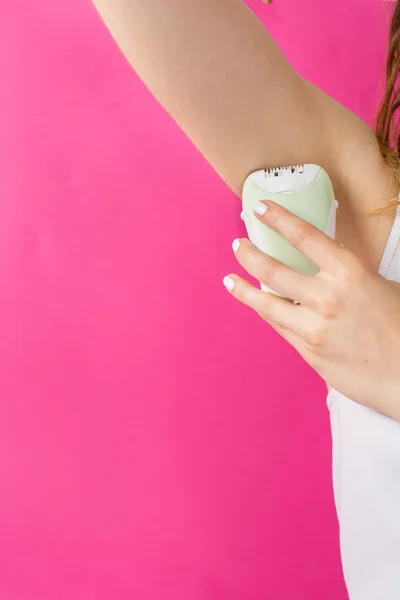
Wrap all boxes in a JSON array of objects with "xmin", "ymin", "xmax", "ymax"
[{"xmin": 241, "ymin": 164, "xmax": 338, "ymax": 295}]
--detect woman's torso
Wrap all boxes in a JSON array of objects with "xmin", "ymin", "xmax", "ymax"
[{"xmin": 327, "ymin": 204, "xmax": 400, "ymax": 600}]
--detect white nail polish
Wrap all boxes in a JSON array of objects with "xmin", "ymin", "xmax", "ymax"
[
  {"xmin": 254, "ymin": 202, "xmax": 268, "ymax": 216},
  {"xmin": 232, "ymin": 239, "xmax": 240, "ymax": 254},
  {"xmin": 223, "ymin": 276, "xmax": 235, "ymax": 291},
  {"xmin": 240, "ymin": 211, "xmax": 245, "ymax": 221}
]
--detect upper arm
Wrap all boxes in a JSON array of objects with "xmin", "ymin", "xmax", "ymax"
[{"xmin": 93, "ymin": 0, "xmax": 398, "ymax": 269}]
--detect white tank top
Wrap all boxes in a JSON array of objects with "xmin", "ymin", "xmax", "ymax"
[{"xmin": 327, "ymin": 204, "xmax": 400, "ymax": 600}]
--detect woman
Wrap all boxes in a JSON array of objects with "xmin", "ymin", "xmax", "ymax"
[{"xmin": 92, "ymin": 0, "xmax": 400, "ymax": 597}]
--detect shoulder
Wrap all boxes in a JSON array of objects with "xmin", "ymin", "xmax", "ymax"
[{"xmin": 300, "ymin": 78, "xmax": 399, "ymax": 270}]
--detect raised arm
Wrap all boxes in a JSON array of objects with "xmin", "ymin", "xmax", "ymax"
[{"xmin": 92, "ymin": 0, "xmax": 398, "ymax": 270}]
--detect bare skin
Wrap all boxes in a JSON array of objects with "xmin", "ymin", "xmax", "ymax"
[
  {"xmin": 92, "ymin": 0, "xmax": 398, "ymax": 262},
  {"xmin": 226, "ymin": 200, "xmax": 400, "ymax": 421},
  {"xmin": 92, "ymin": 0, "xmax": 400, "ymax": 405}
]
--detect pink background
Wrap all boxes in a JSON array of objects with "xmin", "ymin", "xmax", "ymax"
[{"xmin": 0, "ymin": 1, "xmax": 392, "ymax": 598}]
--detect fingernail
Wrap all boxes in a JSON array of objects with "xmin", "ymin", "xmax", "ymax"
[
  {"xmin": 240, "ymin": 211, "xmax": 245, "ymax": 221},
  {"xmin": 223, "ymin": 276, "xmax": 235, "ymax": 291},
  {"xmin": 232, "ymin": 239, "xmax": 240, "ymax": 254},
  {"xmin": 254, "ymin": 202, "xmax": 268, "ymax": 216}
]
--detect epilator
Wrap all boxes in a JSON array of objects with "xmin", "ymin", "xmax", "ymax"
[{"xmin": 241, "ymin": 164, "xmax": 338, "ymax": 296}]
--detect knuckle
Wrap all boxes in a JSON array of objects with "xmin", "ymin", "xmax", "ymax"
[
  {"xmin": 288, "ymin": 224, "xmax": 311, "ymax": 249},
  {"xmin": 259, "ymin": 296, "xmax": 272, "ymax": 320},
  {"xmin": 305, "ymin": 322, "xmax": 326, "ymax": 348},
  {"xmin": 335, "ymin": 251, "xmax": 364, "ymax": 285},
  {"xmin": 316, "ymin": 289, "xmax": 340, "ymax": 319},
  {"xmin": 260, "ymin": 258, "xmax": 279, "ymax": 286}
]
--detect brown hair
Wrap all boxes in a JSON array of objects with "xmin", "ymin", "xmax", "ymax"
[{"xmin": 376, "ymin": 0, "xmax": 400, "ymax": 211}]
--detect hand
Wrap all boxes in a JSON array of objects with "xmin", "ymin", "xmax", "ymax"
[{"xmin": 223, "ymin": 200, "xmax": 400, "ymax": 420}]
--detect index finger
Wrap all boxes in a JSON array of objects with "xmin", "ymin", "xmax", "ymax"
[{"xmin": 258, "ymin": 200, "xmax": 343, "ymax": 271}]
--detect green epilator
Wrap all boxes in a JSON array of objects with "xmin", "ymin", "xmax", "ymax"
[{"xmin": 242, "ymin": 164, "xmax": 338, "ymax": 296}]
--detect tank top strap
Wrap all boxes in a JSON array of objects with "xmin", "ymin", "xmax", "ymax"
[{"xmin": 378, "ymin": 203, "xmax": 400, "ymax": 277}]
